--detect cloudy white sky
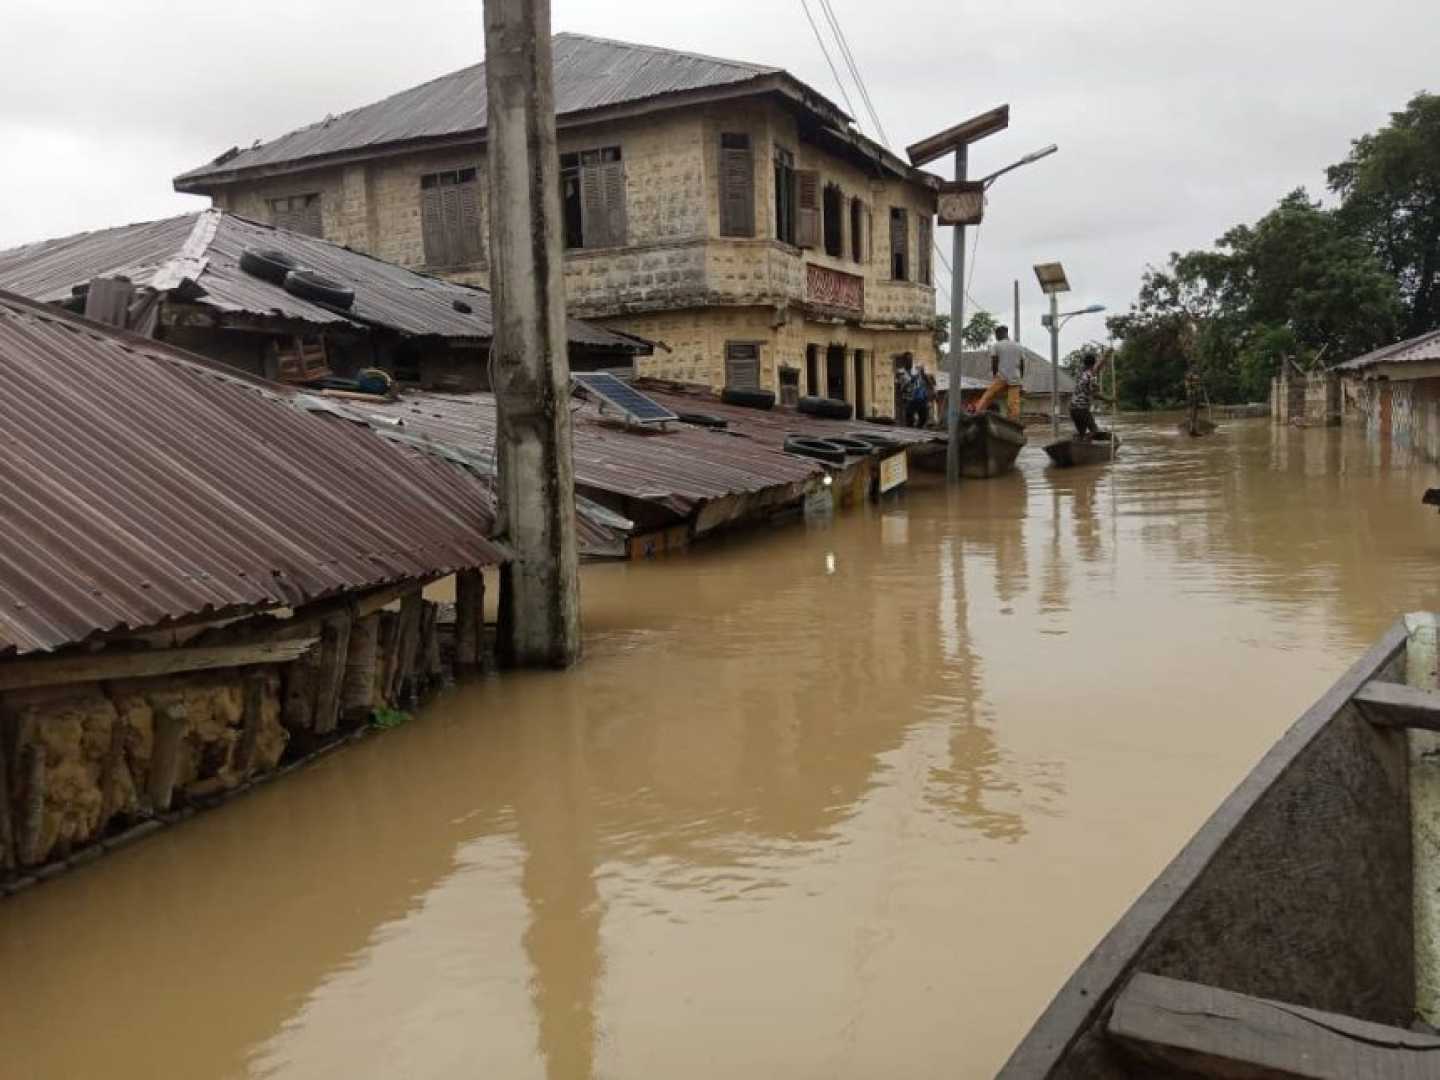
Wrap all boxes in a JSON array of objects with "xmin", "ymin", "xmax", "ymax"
[{"xmin": 3, "ymin": 0, "xmax": 1436, "ymax": 339}]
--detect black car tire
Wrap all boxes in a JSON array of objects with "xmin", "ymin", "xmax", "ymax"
[
  {"xmin": 721, "ymin": 387, "xmax": 776, "ymax": 410},
  {"xmin": 283, "ymin": 269, "xmax": 356, "ymax": 310},
  {"xmin": 797, "ymin": 395, "xmax": 853, "ymax": 421},
  {"xmin": 239, "ymin": 248, "xmax": 303, "ymax": 285}
]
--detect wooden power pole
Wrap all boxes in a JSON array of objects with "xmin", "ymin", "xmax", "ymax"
[{"xmin": 483, "ymin": 0, "xmax": 582, "ymax": 668}]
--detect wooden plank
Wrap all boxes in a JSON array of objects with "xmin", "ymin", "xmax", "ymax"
[
  {"xmin": 1109, "ymin": 973, "xmax": 1440, "ymax": 1079},
  {"xmin": 0, "ymin": 638, "xmax": 318, "ymax": 692},
  {"xmin": 389, "ymin": 592, "xmax": 423, "ymax": 702},
  {"xmin": 312, "ymin": 614, "xmax": 353, "ymax": 736},
  {"xmin": 340, "ymin": 614, "xmax": 381, "ymax": 719},
  {"xmin": 147, "ymin": 704, "xmax": 186, "ymax": 813},
  {"xmin": 423, "ymin": 604, "xmax": 443, "ymax": 680},
  {"xmin": 18, "ymin": 734, "xmax": 46, "ymax": 866},
  {"xmin": 98, "ymin": 709, "xmax": 129, "ymax": 823},
  {"xmin": 1356, "ymin": 680, "xmax": 1440, "ymax": 731},
  {"xmin": 234, "ymin": 675, "xmax": 266, "ymax": 775},
  {"xmin": 0, "ymin": 725, "xmax": 14, "ymax": 871},
  {"xmin": 454, "ymin": 570, "xmax": 484, "ymax": 672}
]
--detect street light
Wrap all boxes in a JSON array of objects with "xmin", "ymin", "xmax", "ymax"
[{"xmin": 1034, "ymin": 260, "xmax": 1106, "ymax": 436}]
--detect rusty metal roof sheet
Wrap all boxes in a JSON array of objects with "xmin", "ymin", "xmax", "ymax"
[
  {"xmin": 0, "ymin": 210, "xmax": 645, "ymax": 352},
  {"xmin": 0, "ymin": 290, "xmax": 508, "ymax": 657},
  {"xmin": 1336, "ymin": 329, "xmax": 1440, "ymax": 372},
  {"xmin": 336, "ymin": 383, "xmax": 941, "ymax": 522},
  {"xmin": 176, "ymin": 34, "xmax": 779, "ymax": 187}
]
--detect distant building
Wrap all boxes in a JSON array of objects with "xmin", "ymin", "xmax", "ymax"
[
  {"xmin": 172, "ymin": 33, "xmax": 941, "ymax": 419},
  {"xmin": 958, "ymin": 347, "xmax": 1074, "ymax": 414},
  {"xmin": 1335, "ymin": 329, "xmax": 1440, "ymax": 461},
  {"xmin": 0, "ymin": 209, "xmax": 645, "ymax": 391}
]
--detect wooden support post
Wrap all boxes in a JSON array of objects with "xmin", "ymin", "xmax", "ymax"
[
  {"xmin": 424, "ymin": 604, "xmax": 444, "ymax": 681},
  {"xmin": 341, "ymin": 614, "xmax": 381, "ymax": 721},
  {"xmin": 485, "ymin": 0, "xmax": 582, "ymax": 669},
  {"xmin": 1109, "ymin": 972, "xmax": 1440, "ymax": 1079},
  {"xmin": 313, "ymin": 613, "xmax": 353, "ymax": 736},
  {"xmin": 390, "ymin": 592, "xmax": 424, "ymax": 704},
  {"xmin": 455, "ymin": 570, "xmax": 485, "ymax": 673},
  {"xmin": 18, "ymin": 735, "xmax": 46, "ymax": 867},
  {"xmin": 148, "ymin": 704, "xmax": 186, "ymax": 814},
  {"xmin": 0, "ymin": 724, "xmax": 14, "ymax": 871},
  {"xmin": 98, "ymin": 708, "xmax": 129, "ymax": 824},
  {"xmin": 235, "ymin": 674, "xmax": 266, "ymax": 776}
]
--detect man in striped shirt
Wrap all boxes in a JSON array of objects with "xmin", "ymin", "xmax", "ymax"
[{"xmin": 1070, "ymin": 352, "xmax": 1111, "ymax": 439}]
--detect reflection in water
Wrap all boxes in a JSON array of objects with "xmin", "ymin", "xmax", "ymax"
[{"xmin": 2, "ymin": 419, "xmax": 1440, "ymax": 1078}]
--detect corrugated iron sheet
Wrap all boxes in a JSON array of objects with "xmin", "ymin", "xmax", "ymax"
[
  {"xmin": 176, "ymin": 34, "xmax": 777, "ymax": 186},
  {"xmin": 0, "ymin": 291, "xmax": 508, "ymax": 657},
  {"xmin": 0, "ymin": 210, "xmax": 644, "ymax": 351},
  {"xmin": 337, "ymin": 384, "xmax": 942, "ymax": 522},
  {"xmin": 1337, "ymin": 329, "xmax": 1440, "ymax": 372}
]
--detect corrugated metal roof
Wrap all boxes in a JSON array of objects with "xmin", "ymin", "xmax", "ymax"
[
  {"xmin": 176, "ymin": 33, "xmax": 778, "ymax": 186},
  {"xmin": 1336, "ymin": 329, "xmax": 1440, "ymax": 372},
  {"xmin": 0, "ymin": 290, "xmax": 508, "ymax": 657},
  {"xmin": 0, "ymin": 210, "xmax": 644, "ymax": 351},
  {"xmin": 337, "ymin": 383, "xmax": 941, "ymax": 523},
  {"xmin": 959, "ymin": 347, "xmax": 1075, "ymax": 395}
]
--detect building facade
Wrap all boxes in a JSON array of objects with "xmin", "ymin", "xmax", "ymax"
[
  {"xmin": 1336, "ymin": 330, "xmax": 1440, "ymax": 462},
  {"xmin": 174, "ymin": 34, "xmax": 940, "ymax": 420}
]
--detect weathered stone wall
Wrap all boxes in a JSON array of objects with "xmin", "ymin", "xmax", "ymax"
[
  {"xmin": 207, "ymin": 98, "xmax": 937, "ymax": 328},
  {"xmin": 1347, "ymin": 376, "xmax": 1440, "ymax": 465},
  {"xmin": 607, "ymin": 304, "xmax": 934, "ymax": 419}
]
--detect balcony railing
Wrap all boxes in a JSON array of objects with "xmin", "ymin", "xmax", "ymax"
[{"xmin": 805, "ymin": 264, "xmax": 864, "ymax": 314}]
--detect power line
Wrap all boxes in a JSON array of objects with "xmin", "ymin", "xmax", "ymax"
[
  {"xmin": 816, "ymin": 0, "xmax": 889, "ymax": 147},
  {"xmin": 798, "ymin": 0, "xmax": 863, "ymax": 129}
]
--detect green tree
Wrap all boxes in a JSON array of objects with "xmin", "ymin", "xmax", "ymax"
[
  {"xmin": 932, "ymin": 313, "xmax": 949, "ymax": 351},
  {"xmin": 961, "ymin": 310, "xmax": 1000, "ymax": 349},
  {"xmin": 1328, "ymin": 92, "xmax": 1440, "ymax": 337}
]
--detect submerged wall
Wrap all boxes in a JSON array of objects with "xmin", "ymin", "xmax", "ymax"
[{"xmin": 1345, "ymin": 375, "xmax": 1440, "ymax": 464}]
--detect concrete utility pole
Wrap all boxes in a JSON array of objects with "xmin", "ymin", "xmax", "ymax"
[
  {"xmin": 1013, "ymin": 279, "xmax": 1020, "ymax": 346},
  {"xmin": 484, "ymin": 0, "xmax": 582, "ymax": 668},
  {"xmin": 1048, "ymin": 290, "xmax": 1061, "ymax": 438},
  {"xmin": 945, "ymin": 145, "xmax": 968, "ymax": 482}
]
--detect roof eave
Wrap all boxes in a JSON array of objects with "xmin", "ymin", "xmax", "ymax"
[{"xmin": 174, "ymin": 72, "xmax": 935, "ymax": 194}]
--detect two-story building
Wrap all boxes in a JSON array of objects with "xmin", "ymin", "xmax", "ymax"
[{"xmin": 173, "ymin": 33, "xmax": 940, "ymax": 420}]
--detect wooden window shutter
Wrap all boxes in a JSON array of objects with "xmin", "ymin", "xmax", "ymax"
[
  {"xmin": 725, "ymin": 342, "xmax": 761, "ymax": 390},
  {"xmin": 796, "ymin": 170, "xmax": 820, "ymax": 249},
  {"xmin": 421, "ymin": 187, "xmax": 448, "ymax": 267},
  {"xmin": 918, "ymin": 216, "xmax": 932, "ymax": 284},
  {"xmin": 580, "ymin": 163, "xmax": 610, "ymax": 248},
  {"xmin": 602, "ymin": 160, "xmax": 627, "ymax": 247},
  {"xmin": 890, "ymin": 209, "xmax": 909, "ymax": 280},
  {"xmin": 719, "ymin": 141, "xmax": 755, "ymax": 238},
  {"xmin": 457, "ymin": 179, "xmax": 484, "ymax": 264}
]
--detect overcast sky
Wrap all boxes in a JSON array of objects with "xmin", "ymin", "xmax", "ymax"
[{"xmin": 3, "ymin": 0, "xmax": 1436, "ymax": 344}]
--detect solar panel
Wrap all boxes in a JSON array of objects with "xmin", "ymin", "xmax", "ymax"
[{"xmin": 571, "ymin": 372, "xmax": 677, "ymax": 425}]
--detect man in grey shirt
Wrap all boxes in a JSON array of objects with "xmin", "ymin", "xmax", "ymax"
[{"xmin": 975, "ymin": 325, "xmax": 1025, "ymax": 420}]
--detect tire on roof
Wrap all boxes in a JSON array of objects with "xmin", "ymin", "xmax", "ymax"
[
  {"xmin": 784, "ymin": 436, "xmax": 847, "ymax": 464},
  {"xmin": 283, "ymin": 269, "xmax": 355, "ymax": 311},
  {"xmin": 239, "ymin": 248, "xmax": 304, "ymax": 285},
  {"xmin": 797, "ymin": 395, "xmax": 853, "ymax": 421},
  {"xmin": 721, "ymin": 388, "xmax": 776, "ymax": 410}
]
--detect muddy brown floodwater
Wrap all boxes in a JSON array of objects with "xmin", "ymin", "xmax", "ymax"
[{"xmin": 4, "ymin": 417, "xmax": 1440, "ymax": 1079}]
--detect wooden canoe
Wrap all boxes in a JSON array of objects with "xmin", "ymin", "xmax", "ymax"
[
  {"xmin": 1044, "ymin": 435, "xmax": 1119, "ymax": 468},
  {"xmin": 1000, "ymin": 619, "xmax": 1433, "ymax": 1079},
  {"xmin": 955, "ymin": 411, "xmax": 1027, "ymax": 478}
]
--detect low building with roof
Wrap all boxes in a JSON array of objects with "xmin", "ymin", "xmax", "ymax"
[
  {"xmin": 0, "ymin": 208, "xmax": 647, "ymax": 391},
  {"xmin": 1334, "ymin": 329, "xmax": 1440, "ymax": 461},
  {"xmin": 958, "ymin": 346, "xmax": 1074, "ymax": 417},
  {"xmin": 0, "ymin": 288, "xmax": 513, "ymax": 882},
  {"xmin": 171, "ymin": 33, "xmax": 941, "ymax": 419}
]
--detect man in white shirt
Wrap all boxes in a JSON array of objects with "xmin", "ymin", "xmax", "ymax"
[{"xmin": 974, "ymin": 325, "xmax": 1025, "ymax": 420}]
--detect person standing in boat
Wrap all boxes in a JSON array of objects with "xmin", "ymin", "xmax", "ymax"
[
  {"xmin": 975, "ymin": 326, "xmax": 1025, "ymax": 420},
  {"xmin": 904, "ymin": 365, "xmax": 932, "ymax": 428},
  {"xmin": 1070, "ymin": 352, "xmax": 1112, "ymax": 440}
]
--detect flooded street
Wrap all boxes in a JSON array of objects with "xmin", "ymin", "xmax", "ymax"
[{"xmin": 4, "ymin": 416, "xmax": 1440, "ymax": 1079}]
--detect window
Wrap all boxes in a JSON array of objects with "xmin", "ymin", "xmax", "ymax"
[
  {"xmin": 805, "ymin": 344, "xmax": 819, "ymax": 395},
  {"xmin": 724, "ymin": 342, "xmax": 761, "ymax": 390},
  {"xmin": 779, "ymin": 365, "xmax": 800, "ymax": 407},
  {"xmin": 796, "ymin": 170, "xmax": 820, "ymax": 248},
  {"xmin": 890, "ymin": 207, "xmax": 909, "ymax": 281},
  {"xmin": 419, "ymin": 168, "xmax": 484, "ymax": 269},
  {"xmin": 822, "ymin": 183, "xmax": 844, "ymax": 257},
  {"xmin": 917, "ymin": 215, "xmax": 933, "ymax": 285},
  {"xmin": 270, "ymin": 193, "xmax": 322, "ymax": 237},
  {"xmin": 774, "ymin": 147, "xmax": 797, "ymax": 245},
  {"xmin": 850, "ymin": 198, "xmax": 864, "ymax": 262},
  {"xmin": 560, "ymin": 146, "xmax": 626, "ymax": 249},
  {"xmin": 719, "ymin": 133, "xmax": 755, "ymax": 238}
]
